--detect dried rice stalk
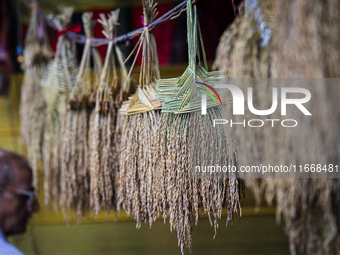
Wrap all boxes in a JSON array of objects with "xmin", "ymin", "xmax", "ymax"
[
  {"xmin": 20, "ymin": 0, "xmax": 52, "ymax": 190},
  {"xmin": 89, "ymin": 10, "xmax": 120, "ymax": 215},
  {"xmin": 41, "ymin": 7, "xmax": 78, "ymax": 212},
  {"xmin": 153, "ymin": 1, "xmax": 244, "ymax": 254},
  {"xmin": 214, "ymin": 0, "xmax": 273, "ymax": 165},
  {"xmin": 20, "ymin": 1, "xmax": 51, "ymax": 70},
  {"xmin": 119, "ymin": 0, "xmax": 161, "ymax": 115},
  {"xmin": 58, "ymin": 12, "xmax": 103, "ymax": 221},
  {"xmin": 114, "ymin": 42, "xmax": 134, "ymax": 109},
  {"xmin": 213, "ymin": 0, "xmax": 274, "ymax": 207},
  {"xmin": 213, "ymin": 3, "xmax": 271, "ymax": 78},
  {"xmin": 117, "ymin": 0, "xmax": 162, "ymax": 229},
  {"xmin": 215, "ymin": 1, "xmax": 340, "ymax": 254},
  {"xmin": 266, "ymin": 1, "xmax": 340, "ymax": 254},
  {"xmin": 118, "ymin": 110, "xmax": 162, "ymax": 225},
  {"xmin": 111, "ymin": 18, "xmax": 134, "ymax": 196},
  {"xmin": 156, "ymin": 109, "xmax": 244, "ymax": 255}
]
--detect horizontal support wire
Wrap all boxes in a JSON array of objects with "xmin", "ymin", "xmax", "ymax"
[{"xmin": 21, "ymin": 0, "xmax": 196, "ymax": 46}]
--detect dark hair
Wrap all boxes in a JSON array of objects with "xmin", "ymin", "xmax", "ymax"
[{"xmin": 0, "ymin": 150, "xmax": 29, "ymax": 189}]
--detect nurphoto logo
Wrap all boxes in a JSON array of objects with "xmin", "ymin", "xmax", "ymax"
[{"xmin": 201, "ymin": 83, "xmax": 312, "ymax": 128}]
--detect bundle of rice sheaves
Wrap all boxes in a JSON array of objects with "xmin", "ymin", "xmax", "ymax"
[
  {"xmin": 213, "ymin": 0, "xmax": 278, "ymax": 209},
  {"xmin": 58, "ymin": 12, "xmax": 103, "ymax": 221},
  {"xmin": 88, "ymin": 10, "xmax": 122, "ymax": 215},
  {"xmin": 111, "ymin": 15, "xmax": 134, "ymax": 192},
  {"xmin": 155, "ymin": 1, "xmax": 244, "ymax": 254},
  {"xmin": 20, "ymin": 0, "xmax": 52, "ymax": 190},
  {"xmin": 117, "ymin": 0, "xmax": 163, "ymax": 228},
  {"xmin": 213, "ymin": 0, "xmax": 274, "ymax": 173},
  {"xmin": 266, "ymin": 0, "xmax": 340, "ymax": 254},
  {"xmin": 41, "ymin": 7, "xmax": 79, "ymax": 212},
  {"xmin": 215, "ymin": 1, "xmax": 340, "ymax": 254}
]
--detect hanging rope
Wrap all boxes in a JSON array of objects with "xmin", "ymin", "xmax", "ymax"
[{"xmin": 20, "ymin": 0, "xmax": 197, "ymax": 47}]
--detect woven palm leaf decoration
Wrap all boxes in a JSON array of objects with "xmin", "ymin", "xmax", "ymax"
[
  {"xmin": 156, "ymin": 1, "xmax": 221, "ymax": 113},
  {"xmin": 119, "ymin": 0, "xmax": 161, "ymax": 115},
  {"xmin": 117, "ymin": 0, "xmax": 163, "ymax": 229},
  {"xmin": 20, "ymin": 0, "xmax": 52, "ymax": 190},
  {"xmin": 41, "ymin": 7, "xmax": 79, "ymax": 211},
  {"xmin": 88, "ymin": 10, "xmax": 120, "ymax": 215},
  {"xmin": 155, "ymin": 1, "xmax": 244, "ymax": 254}
]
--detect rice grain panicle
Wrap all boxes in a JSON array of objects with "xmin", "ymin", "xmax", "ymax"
[
  {"xmin": 117, "ymin": 0, "xmax": 162, "ymax": 229},
  {"xmin": 215, "ymin": 1, "xmax": 340, "ymax": 254},
  {"xmin": 59, "ymin": 12, "xmax": 103, "ymax": 221},
  {"xmin": 20, "ymin": 0, "xmax": 52, "ymax": 191},
  {"xmin": 155, "ymin": 1, "xmax": 244, "ymax": 254},
  {"xmin": 41, "ymin": 7, "xmax": 78, "ymax": 213},
  {"xmin": 88, "ymin": 10, "xmax": 121, "ymax": 216}
]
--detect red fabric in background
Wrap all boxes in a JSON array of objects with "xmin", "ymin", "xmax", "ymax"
[
  {"xmin": 85, "ymin": 10, "xmax": 111, "ymax": 60},
  {"xmin": 51, "ymin": 24, "xmax": 82, "ymax": 52},
  {"xmin": 132, "ymin": 3, "xmax": 175, "ymax": 65},
  {"xmin": 196, "ymin": 0, "xmax": 235, "ymax": 62}
]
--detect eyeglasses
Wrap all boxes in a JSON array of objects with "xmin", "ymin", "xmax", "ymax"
[{"xmin": 0, "ymin": 187, "xmax": 36, "ymax": 210}]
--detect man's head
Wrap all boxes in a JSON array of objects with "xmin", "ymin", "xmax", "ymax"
[{"xmin": 0, "ymin": 149, "xmax": 39, "ymax": 237}]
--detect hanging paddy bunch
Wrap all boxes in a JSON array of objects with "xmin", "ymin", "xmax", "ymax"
[
  {"xmin": 215, "ymin": 1, "xmax": 340, "ymax": 254},
  {"xmin": 266, "ymin": 0, "xmax": 340, "ymax": 254},
  {"xmin": 20, "ymin": 0, "xmax": 52, "ymax": 190},
  {"xmin": 214, "ymin": 0, "xmax": 274, "ymax": 206},
  {"xmin": 155, "ymin": 1, "xmax": 244, "ymax": 254},
  {"xmin": 117, "ymin": 1, "xmax": 244, "ymax": 254},
  {"xmin": 117, "ymin": 0, "xmax": 163, "ymax": 228},
  {"xmin": 61, "ymin": 12, "xmax": 103, "ymax": 220},
  {"xmin": 88, "ymin": 10, "xmax": 122, "ymax": 215},
  {"xmin": 41, "ymin": 7, "xmax": 79, "ymax": 212},
  {"xmin": 21, "ymin": 4, "xmax": 131, "ymax": 218}
]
